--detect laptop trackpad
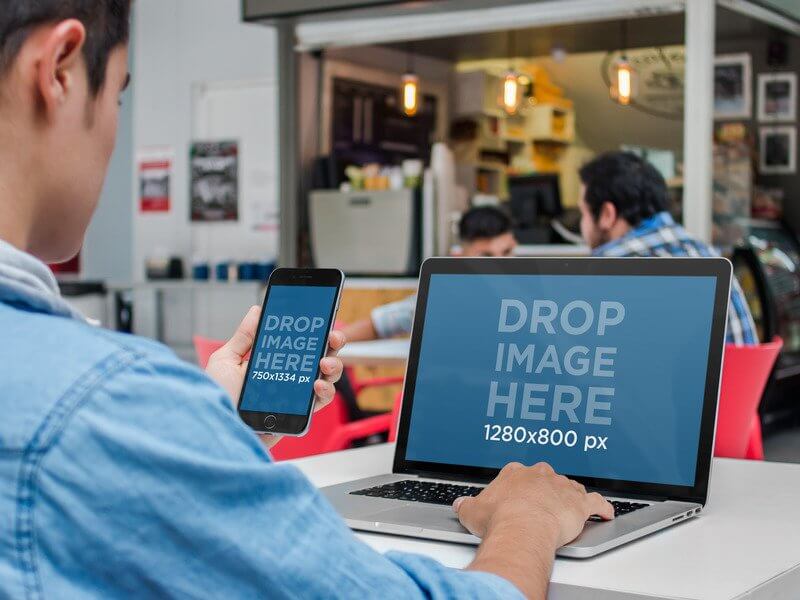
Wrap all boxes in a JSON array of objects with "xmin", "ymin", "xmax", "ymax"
[{"xmin": 367, "ymin": 504, "xmax": 468, "ymax": 534}]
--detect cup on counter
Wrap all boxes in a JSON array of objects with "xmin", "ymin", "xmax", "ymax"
[
  {"xmin": 216, "ymin": 262, "xmax": 230, "ymax": 281},
  {"xmin": 237, "ymin": 262, "xmax": 260, "ymax": 281},
  {"xmin": 192, "ymin": 262, "xmax": 211, "ymax": 281}
]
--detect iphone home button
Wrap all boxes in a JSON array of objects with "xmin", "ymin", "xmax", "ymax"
[{"xmin": 264, "ymin": 415, "xmax": 277, "ymax": 430}]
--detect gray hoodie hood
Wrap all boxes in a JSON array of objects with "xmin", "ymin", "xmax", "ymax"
[{"xmin": 0, "ymin": 238, "xmax": 84, "ymax": 320}]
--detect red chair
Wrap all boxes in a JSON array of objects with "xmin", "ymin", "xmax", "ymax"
[
  {"xmin": 714, "ymin": 338, "xmax": 782, "ymax": 460},
  {"xmin": 193, "ymin": 335, "xmax": 395, "ymax": 460}
]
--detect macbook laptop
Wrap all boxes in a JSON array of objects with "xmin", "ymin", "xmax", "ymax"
[{"xmin": 322, "ymin": 257, "xmax": 731, "ymax": 558}]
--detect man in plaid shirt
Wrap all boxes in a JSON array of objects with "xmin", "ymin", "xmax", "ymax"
[{"xmin": 578, "ymin": 151, "xmax": 757, "ymax": 345}]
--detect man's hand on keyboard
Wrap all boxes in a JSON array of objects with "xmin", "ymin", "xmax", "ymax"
[{"xmin": 455, "ymin": 462, "xmax": 614, "ymax": 599}]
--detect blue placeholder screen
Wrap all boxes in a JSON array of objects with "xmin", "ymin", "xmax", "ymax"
[
  {"xmin": 240, "ymin": 285, "xmax": 337, "ymax": 415},
  {"xmin": 405, "ymin": 274, "xmax": 717, "ymax": 487}
]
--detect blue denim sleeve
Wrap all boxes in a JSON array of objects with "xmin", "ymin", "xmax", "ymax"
[{"xmin": 33, "ymin": 350, "xmax": 522, "ymax": 599}]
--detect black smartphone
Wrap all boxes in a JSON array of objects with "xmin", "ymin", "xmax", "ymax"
[{"xmin": 237, "ymin": 268, "xmax": 344, "ymax": 436}]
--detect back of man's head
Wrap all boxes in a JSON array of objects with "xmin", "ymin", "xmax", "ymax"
[
  {"xmin": 0, "ymin": 0, "xmax": 132, "ymax": 264},
  {"xmin": 0, "ymin": 1, "xmax": 131, "ymax": 95},
  {"xmin": 459, "ymin": 206, "xmax": 513, "ymax": 242},
  {"xmin": 578, "ymin": 151, "xmax": 669, "ymax": 228},
  {"xmin": 457, "ymin": 206, "xmax": 517, "ymax": 257}
]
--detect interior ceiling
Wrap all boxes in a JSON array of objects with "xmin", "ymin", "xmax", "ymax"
[
  {"xmin": 381, "ymin": 7, "xmax": 793, "ymax": 62},
  {"xmin": 758, "ymin": 0, "xmax": 800, "ymax": 21},
  {"xmin": 383, "ymin": 14, "xmax": 684, "ymax": 61}
]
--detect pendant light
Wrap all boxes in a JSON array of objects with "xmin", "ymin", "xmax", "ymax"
[
  {"xmin": 610, "ymin": 20, "xmax": 637, "ymax": 106},
  {"xmin": 401, "ymin": 43, "xmax": 419, "ymax": 117},
  {"xmin": 501, "ymin": 30, "xmax": 520, "ymax": 115}
]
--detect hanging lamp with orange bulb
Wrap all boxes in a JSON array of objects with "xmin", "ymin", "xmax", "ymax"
[
  {"xmin": 501, "ymin": 30, "xmax": 520, "ymax": 114},
  {"xmin": 401, "ymin": 44, "xmax": 419, "ymax": 117},
  {"xmin": 610, "ymin": 20, "xmax": 638, "ymax": 106}
]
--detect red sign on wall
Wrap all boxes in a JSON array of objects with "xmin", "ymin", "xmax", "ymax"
[{"xmin": 139, "ymin": 157, "xmax": 172, "ymax": 213}]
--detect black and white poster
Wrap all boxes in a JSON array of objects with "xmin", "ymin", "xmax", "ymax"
[
  {"xmin": 190, "ymin": 140, "xmax": 239, "ymax": 222},
  {"xmin": 759, "ymin": 126, "xmax": 796, "ymax": 175},
  {"xmin": 714, "ymin": 54, "xmax": 751, "ymax": 120},
  {"xmin": 758, "ymin": 73, "xmax": 797, "ymax": 123}
]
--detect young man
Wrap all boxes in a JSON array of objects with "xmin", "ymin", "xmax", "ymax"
[
  {"xmin": 343, "ymin": 205, "xmax": 518, "ymax": 342},
  {"xmin": 0, "ymin": 3, "xmax": 612, "ymax": 598},
  {"xmin": 578, "ymin": 151, "xmax": 757, "ymax": 345}
]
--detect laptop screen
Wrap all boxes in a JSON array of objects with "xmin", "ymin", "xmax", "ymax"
[{"xmin": 404, "ymin": 273, "xmax": 718, "ymax": 487}]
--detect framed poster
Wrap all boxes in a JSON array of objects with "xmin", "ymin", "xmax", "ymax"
[
  {"xmin": 190, "ymin": 140, "xmax": 239, "ymax": 221},
  {"xmin": 757, "ymin": 73, "xmax": 797, "ymax": 122},
  {"xmin": 714, "ymin": 54, "xmax": 752, "ymax": 120},
  {"xmin": 759, "ymin": 126, "xmax": 796, "ymax": 174},
  {"xmin": 137, "ymin": 147, "xmax": 173, "ymax": 213}
]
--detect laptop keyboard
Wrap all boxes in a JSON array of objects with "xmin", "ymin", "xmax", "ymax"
[
  {"xmin": 351, "ymin": 480, "xmax": 483, "ymax": 506},
  {"xmin": 350, "ymin": 480, "xmax": 650, "ymax": 517}
]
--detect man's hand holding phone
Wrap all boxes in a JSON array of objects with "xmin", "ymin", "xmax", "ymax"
[{"xmin": 206, "ymin": 304, "xmax": 346, "ymax": 448}]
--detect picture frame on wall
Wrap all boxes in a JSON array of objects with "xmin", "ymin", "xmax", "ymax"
[
  {"xmin": 714, "ymin": 53, "xmax": 752, "ymax": 120},
  {"xmin": 757, "ymin": 73, "xmax": 797, "ymax": 122},
  {"xmin": 759, "ymin": 126, "xmax": 796, "ymax": 175}
]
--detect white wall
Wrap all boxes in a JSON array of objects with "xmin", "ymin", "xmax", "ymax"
[
  {"xmin": 82, "ymin": 29, "xmax": 135, "ymax": 282},
  {"xmin": 131, "ymin": 0, "xmax": 278, "ymax": 282},
  {"xmin": 129, "ymin": 0, "xmax": 279, "ymax": 358}
]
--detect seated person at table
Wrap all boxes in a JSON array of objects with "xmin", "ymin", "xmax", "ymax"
[
  {"xmin": 0, "ymin": 3, "xmax": 612, "ymax": 598},
  {"xmin": 578, "ymin": 151, "xmax": 757, "ymax": 345},
  {"xmin": 343, "ymin": 205, "xmax": 518, "ymax": 342}
]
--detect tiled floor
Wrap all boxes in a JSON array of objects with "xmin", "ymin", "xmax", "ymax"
[{"xmin": 764, "ymin": 428, "xmax": 800, "ymax": 463}]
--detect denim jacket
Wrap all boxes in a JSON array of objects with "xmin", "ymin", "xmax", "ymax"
[{"xmin": 0, "ymin": 239, "xmax": 520, "ymax": 599}]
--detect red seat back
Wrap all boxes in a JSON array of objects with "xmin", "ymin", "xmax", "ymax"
[
  {"xmin": 389, "ymin": 391, "xmax": 403, "ymax": 443},
  {"xmin": 269, "ymin": 397, "xmax": 351, "ymax": 460},
  {"xmin": 715, "ymin": 338, "xmax": 782, "ymax": 459},
  {"xmin": 193, "ymin": 335, "xmax": 224, "ymax": 369}
]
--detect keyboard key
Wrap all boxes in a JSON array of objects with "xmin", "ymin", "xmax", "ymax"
[{"xmin": 589, "ymin": 500, "xmax": 650, "ymax": 521}]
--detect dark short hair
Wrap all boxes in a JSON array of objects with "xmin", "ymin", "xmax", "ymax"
[
  {"xmin": 459, "ymin": 206, "xmax": 513, "ymax": 242},
  {"xmin": 0, "ymin": 0, "xmax": 131, "ymax": 94},
  {"xmin": 579, "ymin": 151, "xmax": 669, "ymax": 227}
]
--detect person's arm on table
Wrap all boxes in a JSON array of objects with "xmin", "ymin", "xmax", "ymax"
[
  {"xmin": 33, "ymin": 310, "xmax": 612, "ymax": 598},
  {"xmin": 33, "ymin": 352, "xmax": 523, "ymax": 598},
  {"xmin": 207, "ymin": 307, "xmax": 614, "ymax": 598},
  {"xmin": 341, "ymin": 294, "xmax": 417, "ymax": 342},
  {"xmin": 456, "ymin": 462, "xmax": 614, "ymax": 599},
  {"xmin": 340, "ymin": 317, "xmax": 378, "ymax": 343}
]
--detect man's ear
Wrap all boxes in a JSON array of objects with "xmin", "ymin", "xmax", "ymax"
[
  {"xmin": 597, "ymin": 201, "xmax": 618, "ymax": 231},
  {"xmin": 35, "ymin": 20, "xmax": 86, "ymax": 117}
]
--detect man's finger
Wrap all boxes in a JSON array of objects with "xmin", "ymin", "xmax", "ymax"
[
  {"xmin": 312, "ymin": 379, "xmax": 336, "ymax": 412},
  {"xmin": 319, "ymin": 357, "xmax": 343, "ymax": 384},
  {"xmin": 586, "ymin": 492, "xmax": 615, "ymax": 521},
  {"xmin": 452, "ymin": 496, "xmax": 481, "ymax": 536},
  {"xmin": 452, "ymin": 496, "xmax": 472, "ymax": 514},
  {"xmin": 327, "ymin": 330, "xmax": 346, "ymax": 355},
  {"xmin": 220, "ymin": 305, "xmax": 260, "ymax": 359}
]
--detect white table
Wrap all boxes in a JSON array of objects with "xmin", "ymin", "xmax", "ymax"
[
  {"xmin": 338, "ymin": 339, "xmax": 410, "ymax": 367},
  {"xmin": 291, "ymin": 444, "xmax": 800, "ymax": 600}
]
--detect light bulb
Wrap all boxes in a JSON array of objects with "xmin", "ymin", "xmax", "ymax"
[
  {"xmin": 611, "ymin": 58, "xmax": 636, "ymax": 106},
  {"xmin": 401, "ymin": 73, "xmax": 419, "ymax": 117},
  {"xmin": 617, "ymin": 63, "xmax": 632, "ymax": 104},
  {"xmin": 502, "ymin": 71, "xmax": 519, "ymax": 114}
]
